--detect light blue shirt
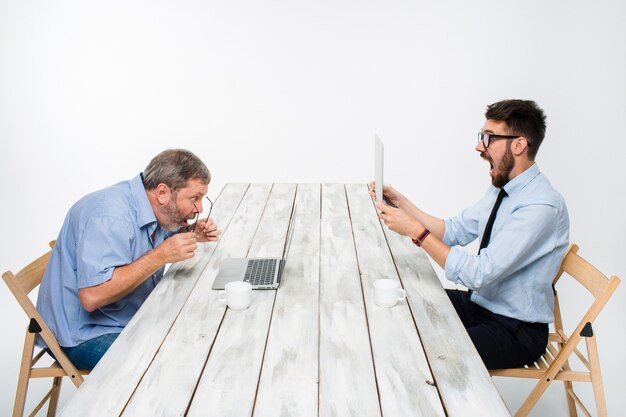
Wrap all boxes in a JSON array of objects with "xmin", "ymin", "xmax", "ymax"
[
  {"xmin": 37, "ymin": 174, "xmax": 174, "ymax": 348},
  {"xmin": 443, "ymin": 163, "xmax": 569, "ymax": 323}
]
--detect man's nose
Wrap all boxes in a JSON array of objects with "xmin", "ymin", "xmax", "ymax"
[{"xmin": 476, "ymin": 141, "xmax": 486, "ymax": 153}]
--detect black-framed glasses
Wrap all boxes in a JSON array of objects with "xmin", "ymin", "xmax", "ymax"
[{"xmin": 477, "ymin": 131, "xmax": 521, "ymax": 149}]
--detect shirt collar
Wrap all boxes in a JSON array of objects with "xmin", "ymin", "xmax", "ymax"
[
  {"xmin": 502, "ymin": 162, "xmax": 541, "ymax": 196},
  {"xmin": 130, "ymin": 174, "xmax": 157, "ymax": 229}
]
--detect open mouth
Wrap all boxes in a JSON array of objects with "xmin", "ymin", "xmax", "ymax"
[
  {"xmin": 183, "ymin": 212, "xmax": 198, "ymax": 228},
  {"xmin": 481, "ymin": 153, "xmax": 495, "ymax": 176}
]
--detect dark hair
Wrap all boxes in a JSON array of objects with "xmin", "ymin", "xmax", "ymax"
[
  {"xmin": 485, "ymin": 99, "xmax": 546, "ymax": 160},
  {"xmin": 142, "ymin": 149, "xmax": 210, "ymax": 191}
]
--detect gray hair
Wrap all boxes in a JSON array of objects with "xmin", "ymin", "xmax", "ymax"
[{"xmin": 142, "ymin": 149, "xmax": 210, "ymax": 191}]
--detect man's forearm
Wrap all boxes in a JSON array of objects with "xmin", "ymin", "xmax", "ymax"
[
  {"xmin": 405, "ymin": 200, "xmax": 445, "ymax": 240},
  {"xmin": 78, "ymin": 248, "xmax": 166, "ymax": 312},
  {"xmin": 419, "ymin": 234, "xmax": 451, "ymax": 269},
  {"xmin": 403, "ymin": 217, "xmax": 450, "ymax": 269}
]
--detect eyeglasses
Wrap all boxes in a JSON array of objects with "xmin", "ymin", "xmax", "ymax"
[
  {"xmin": 191, "ymin": 203, "xmax": 201, "ymax": 233},
  {"xmin": 204, "ymin": 196, "xmax": 213, "ymax": 220},
  {"xmin": 477, "ymin": 131, "xmax": 521, "ymax": 149},
  {"xmin": 191, "ymin": 196, "xmax": 214, "ymax": 233}
]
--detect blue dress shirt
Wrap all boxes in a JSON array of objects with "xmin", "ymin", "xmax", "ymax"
[
  {"xmin": 443, "ymin": 164, "xmax": 569, "ymax": 323},
  {"xmin": 37, "ymin": 174, "xmax": 174, "ymax": 348}
]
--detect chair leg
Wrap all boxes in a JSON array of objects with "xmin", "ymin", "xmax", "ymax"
[
  {"xmin": 515, "ymin": 377, "xmax": 553, "ymax": 417},
  {"xmin": 47, "ymin": 376, "xmax": 63, "ymax": 417},
  {"xmin": 13, "ymin": 329, "xmax": 36, "ymax": 417},
  {"xmin": 559, "ymin": 351, "xmax": 577, "ymax": 417},
  {"xmin": 562, "ymin": 380, "xmax": 577, "ymax": 417},
  {"xmin": 586, "ymin": 336, "xmax": 608, "ymax": 417}
]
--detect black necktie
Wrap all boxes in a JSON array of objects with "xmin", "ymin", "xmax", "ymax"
[{"xmin": 479, "ymin": 188, "xmax": 508, "ymax": 253}]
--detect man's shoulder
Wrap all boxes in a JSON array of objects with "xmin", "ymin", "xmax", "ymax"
[
  {"xmin": 70, "ymin": 180, "xmax": 135, "ymax": 220},
  {"xmin": 519, "ymin": 171, "xmax": 567, "ymax": 210}
]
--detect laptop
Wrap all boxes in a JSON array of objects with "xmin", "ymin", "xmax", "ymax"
[
  {"xmin": 211, "ymin": 207, "xmax": 297, "ymax": 290},
  {"xmin": 374, "ymin": 134, "xmax": 397, "ymax": 208}
]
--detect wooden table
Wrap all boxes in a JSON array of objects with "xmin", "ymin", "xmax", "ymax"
[{"xmin": 59, "ymin": 183, "xmax": 511, "ymax": 417}]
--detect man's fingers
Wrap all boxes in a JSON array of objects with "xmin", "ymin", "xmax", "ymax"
[
  {"xmin": 174, "ymin": 233, "xmax": 197, "ymax": 258},
  {"xmin": 178, "ymin": 231, "xmax": 197, "ymax": 240},
  {"xmin": 179, "ymin": 241, "xmax": 197, "ymax": 259}
]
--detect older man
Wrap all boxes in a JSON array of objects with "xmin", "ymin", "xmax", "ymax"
[{"xmin": 37, "ymin": 149, "xmax": 220, "ymax": 370}]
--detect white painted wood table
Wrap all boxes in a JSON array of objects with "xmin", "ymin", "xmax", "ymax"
[{"xmin": 59, "ymin": 183, "xmax": 511, "ymax": 417}]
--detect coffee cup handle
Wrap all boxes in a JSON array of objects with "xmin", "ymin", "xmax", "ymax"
[
  {"xmin": 398, "ymin": 288, "xmax": 406, "ymax": 301},
  {"xmin": 218, "ymin": 290, "xmax": 227, "ymax": 303}
]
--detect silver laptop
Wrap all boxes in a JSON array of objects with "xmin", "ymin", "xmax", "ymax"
[
  {"xmin": 211, "ymin": 208, "xmax": 297, "ymax": 290},
  {"xmin": 375, "ymin": 134, "xmax": 384, "ymax": 204},
  {"xmin": 374, "ymin": 134, "xmax": 397, "ymax": 208}
]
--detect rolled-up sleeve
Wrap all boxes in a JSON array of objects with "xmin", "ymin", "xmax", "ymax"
[
  {"xmin": 443, "ymin": 200, "xmax": 481, "ymax": 248},
  {"xmin": 76, "ymin": 216, "xmax": 135, "ymax": 289},
  {"xmin": 445, "ymin": 246, "xmax": 470, "ymax": 282},
  {"xmin": 445, "ymin": 203, "xmax": 559, "ymax": 290}
]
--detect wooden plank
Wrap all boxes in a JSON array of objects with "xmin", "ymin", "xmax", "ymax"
[
  {"xmin": 119, "ymin": 183, "xmax": 277, "ymax": 416},
  {"xmin": 380, "ymin": 197, "xmax": 511, "ymax": 417},
  {"xmin": 318, "ymin": 184, "xmax": 381, "ymax": 417},
  {"xmin": 251, "ymin": 184, "xmax": 321, "ymax": 417},
  {"xmin": 58, "ymin": 183, "xmax": 250, "ymax": 417},
  {"xmin": 185, "ymin": 183, "xmax": 298, "ymax": 417},
  {"xmin": 344, "ymin": 184, "xmax": 445, "ymax": 417}
]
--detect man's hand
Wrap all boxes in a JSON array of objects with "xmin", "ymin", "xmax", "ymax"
[
  {"xmin": 156, "ymin": 232, "xmax": 198, "ymax": 264},
  {"xmin": 376, "ymin": 202, "xmax": 422, "ymax": 239},
  {"xmin": 193, "ymin": 218, "xmax": 221, "ymax": 242},
  {"xmin": 368, "ymin": 181, "xmax": 402, "ymax": 208}
]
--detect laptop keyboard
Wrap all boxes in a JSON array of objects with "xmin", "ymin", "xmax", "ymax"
[{"xmin": 243, "ymin": 259, "xmax": 278, "ymax": 286}]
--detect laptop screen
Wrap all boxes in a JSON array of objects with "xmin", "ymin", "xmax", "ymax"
[{"xmin": 375, "ymin": 134, "xmax": 384, "ymax": 204}]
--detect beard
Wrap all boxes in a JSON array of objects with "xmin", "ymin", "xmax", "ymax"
[
  {"xmin": 482, "ymin": 142, "xmax": 515, "ymax": 188},
  {"xmin": 162, "ymin": 196, "xmax": 196, "ymax": 232}
]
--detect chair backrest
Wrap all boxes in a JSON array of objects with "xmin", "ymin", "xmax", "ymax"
[
  {"xmin": 3, "ymin": 248, "xmax": 53, "ymax": 317},
  {"xmin": 2, "ymin": 241, "xmax": 84, "ymax": 385},
  {"xmin": 552, "ymin": 244, "xmax": 621, "ymax": 336},
  {"xmin": 489, "ymin": 244, "xmax": 619, "ymax": 417}
]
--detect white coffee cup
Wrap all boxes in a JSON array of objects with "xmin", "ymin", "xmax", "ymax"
[
  {"xmin": 372, "ymin": 279, "xmax": 406, "ymax": 308},
  {"xmin": 218, "ymin": 281, "xmax": 252, "ymax": 310}
]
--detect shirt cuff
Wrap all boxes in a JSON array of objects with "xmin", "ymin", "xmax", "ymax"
[
  {"xmin": 444, "ymin": 246, "xmax": 467, "ymax": 284},
  {"xmin": 442, "ymin": 218, "xmax": 455, "ymax": 246},
  {"xmin": 78, "ymin": 268, "xmax": 115, "ymax": 289}
]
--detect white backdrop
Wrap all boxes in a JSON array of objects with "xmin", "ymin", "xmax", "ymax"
[{"xmin": 1, "ymin": 1, "xmax": 625, "ymax": 415}]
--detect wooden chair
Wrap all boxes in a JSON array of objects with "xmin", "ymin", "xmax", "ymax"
[
  {"xmin": 490, "ymin": 244, "xmax": 620, "ymax": 417},
  {"xmin": 3, "ymin": 241, "xmax": 89, "ymax": 417}
]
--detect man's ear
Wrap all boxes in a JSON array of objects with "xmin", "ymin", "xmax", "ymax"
[
  {"xmin": 155, "ymin": 183, "xmax": 172, "ymax": 205},
  {"xmin": 513, "ymin": 137, "xmax": 529, "ymax": 156}
]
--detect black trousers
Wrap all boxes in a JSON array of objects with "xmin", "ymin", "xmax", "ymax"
[{"xmin": 446, "ymin": 289, "xmax": 549, "ymax": 370}]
